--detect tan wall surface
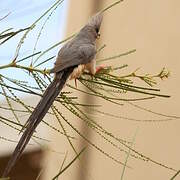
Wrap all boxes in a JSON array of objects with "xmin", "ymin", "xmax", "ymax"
[
  {"xmin": 92, "ymin": 1, "xmax": 180, "ymax": 180},
  {"xmin": 45, "ymin": 1, "xmax": 180, "ymax": 180},
  {"xmin": 3, "ymin": 1, "xmax": 180, "ymax": 180}
]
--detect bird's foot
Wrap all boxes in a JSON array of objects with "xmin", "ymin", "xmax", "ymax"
[{"xmin": 95, "ymin": 64, "xmax": 106, "ymax": 74}]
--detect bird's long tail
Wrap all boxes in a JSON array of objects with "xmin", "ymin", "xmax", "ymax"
[{"xmin": 2, "ymin": 67, "xmax": 74, "ymax": 177}]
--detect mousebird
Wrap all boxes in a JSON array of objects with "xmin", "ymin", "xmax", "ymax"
[{"xmin": 2, "ymin": 12, "xmax": 103, "ymax": 177}]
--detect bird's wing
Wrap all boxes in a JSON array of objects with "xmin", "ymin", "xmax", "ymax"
[{"xmin": 50, "ymin": 44, "xmax": 96, "ymax": 73}]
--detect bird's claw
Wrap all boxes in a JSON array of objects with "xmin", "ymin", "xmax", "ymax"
[{"xmin": 95, "ymin": 64, "xmax": 106, "ymax": 73}]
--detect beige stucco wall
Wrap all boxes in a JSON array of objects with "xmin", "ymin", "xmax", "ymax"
[
  {"xmin": 93, "ymin": 1, "xmax": 180, "ymax": 180},
  {"xmin": 1, "ymin": 1, "xmax": 177, "ymax": 179},
  {"xmin": 2, "ymin": 1, "xmax": 180, "ymax": 179},
  {"xmin": 45, "ymin": 0, "xmax": 180, "ymax": 179}
]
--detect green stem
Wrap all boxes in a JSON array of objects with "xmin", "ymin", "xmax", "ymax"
[{"xmin": 0, "ymin": 62, "xmax": 50, "ymax": 74}]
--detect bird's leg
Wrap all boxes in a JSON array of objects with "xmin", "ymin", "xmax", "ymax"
[
  {"xmin": 69, "ymin": 60, "xmax": 106, "ymax": 87},
  {"xmin": 85, "ymin": 59, "xmax": 96, "ymax": 75},
  {"xmin": 74, "ymin": 78, "xmax": 77, "ymax": 87},
  {"xmin": 69, "ymin": 65, "xmax": 85, "ymax": 87},
  {"xmin": 85, "ymin": 59, "xmax": 106, "ymax": 75}
]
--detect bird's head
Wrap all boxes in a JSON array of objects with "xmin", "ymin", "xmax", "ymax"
[
  {"xmin": 87, "ymin": 12, "xmax": 103, "ymax": 39},
  {"xmin": 78, "ymin": 12, "xmax": 103, "ymax": 42}
]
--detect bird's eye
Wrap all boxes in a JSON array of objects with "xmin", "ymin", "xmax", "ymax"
[{"xmin": 95, "ymin": 27, "xmax": 99, "ymax": 33}]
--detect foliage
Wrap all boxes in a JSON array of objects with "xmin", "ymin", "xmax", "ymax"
[{"xmin": 0, "ymin": 0, "xmax": 179, "ymax": 179}]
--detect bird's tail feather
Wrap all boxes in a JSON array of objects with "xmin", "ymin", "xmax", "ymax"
[{"xmin": 2, "ymin": 67, "xmax": 74, "ymax": 177}]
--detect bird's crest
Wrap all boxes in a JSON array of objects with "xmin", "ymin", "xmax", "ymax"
[{"xmin": 87, "ymin": 12, "xmax": 103, "ymax": 32}]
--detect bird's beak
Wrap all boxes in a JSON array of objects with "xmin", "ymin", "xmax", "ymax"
[{"xmin": 97, "ymin": 33, "xmax": 100, "ymax": 39}]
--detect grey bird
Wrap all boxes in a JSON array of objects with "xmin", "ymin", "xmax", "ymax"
[{"xmin": 2, "ymin": 12, "xmax": 103, "ymax": 177}]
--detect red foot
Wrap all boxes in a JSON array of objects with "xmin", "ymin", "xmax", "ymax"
[{"xmin": 96, "ymin": 65, "xmax": 106, "ymax": 73}]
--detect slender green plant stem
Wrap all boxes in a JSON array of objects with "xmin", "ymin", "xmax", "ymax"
[
  {"xmin": 52, "ymin": 147, "xmax": 86, "ymax": 180},
  {"xmin": 170, "ymin": 170, "xmax": 180, "ymax": 180}
]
